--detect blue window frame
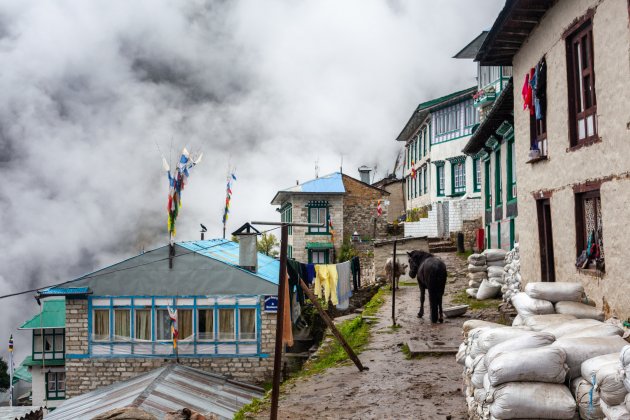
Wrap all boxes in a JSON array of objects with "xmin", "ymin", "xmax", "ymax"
[{"xmin": 84, "ymin": 296, "xmax": 263, "ymax": 358}]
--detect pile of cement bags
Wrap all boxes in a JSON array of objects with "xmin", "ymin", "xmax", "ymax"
[
  {"xmin": 467, "ymin": 249, "xmax": 507, "ymax": 301},
  {"xmin": 501, "ymin": 243, "xmax": 521, "ymax": 303},
  {"xmin": 457, "ymin": 281, "xmax": 628, "ymax": 419}
]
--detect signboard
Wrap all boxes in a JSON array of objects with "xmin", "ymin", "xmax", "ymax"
[{"xmin": 264, "ymin": 295, "xmax": 278, "ymax": 313}]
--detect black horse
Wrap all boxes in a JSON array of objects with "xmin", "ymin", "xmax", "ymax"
[{"xmin": 407, "ymin": 250, "xmax": 447, "ymax": 323}]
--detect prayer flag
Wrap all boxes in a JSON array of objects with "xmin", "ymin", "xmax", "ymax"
[
  {"xmin": 8, "ymin": 335, "xmax": 13, "ymax": 353},
  {"xmin": 167, "ymin": 306, "xmax": 178, "ymax": 349}
]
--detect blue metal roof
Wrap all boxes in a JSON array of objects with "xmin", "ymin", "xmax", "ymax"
[
  {"xmin": 38, "ymin": 287, "xmax": 91, "ymax": 296},
  {"xmin": 178, "ymin": 239, "xmax": 279, "ymax": 285},
  {"xmin": 271, "ymin": 172, "xmax": 345, "ymax": 204}
]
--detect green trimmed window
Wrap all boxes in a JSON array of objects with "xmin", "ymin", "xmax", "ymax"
[
  {"xmin": 281, "ymin": 204, "xmax": 293, "ymax": 235},
  {"xmin": 46, "ymin": 371, "xmax": 66, "ymax": 400},
  {"xmin": 497, "ymin": 221, "xmax": 502, "ymax": 248},
  {"xmin": 288, "ymin": 245, "xmax": 293, "ymax": 259},
  {"xmin": 495, "ymin": 150, "xmax": 502, "ymax": 207},
  {"xmin": 308, "ymin": 250, "xmax": 329, "ymax": 264},
  {"xmin": 423, "ymin": 167, "xmax": 427, "ymax": 195},
  {"xmin": 33, "ymin": 329, "xmax": 64, "ymax": 361},
  {"xmin": 452, "ymin": 161, "xmax": 466, "ymax": 195},
  {"xmin": 473, "ymin": 158, "xmax": 481, "ymax": 192},
  {"xmin": 509, "ymin": 219, "xmax": 515, "ymax": 249},
  {"xmin": 486, "ymin": 224, "xmax": 491, "ymax": 249},
  {"xmin": 307, "ymin": 203, "xmax": 329, "ymax": 234},
  {"xmin": 507, "ymin": 140, "xmax": 516, "ymax": 201},
  {"xmin": 484, "ymin": 160, "xmax": 491, "ymax": 210},
  {"xmin": 436, "ymin": 165, "xmax": 445, "ymax": 196}
]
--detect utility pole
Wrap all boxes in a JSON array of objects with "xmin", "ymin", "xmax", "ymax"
[{"xmin": 391, "ymin": 240, "xmax": 398, "ymax": 327}]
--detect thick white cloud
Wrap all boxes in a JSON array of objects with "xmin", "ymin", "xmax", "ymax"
[{"xmin": 0, "ymin": 0, "xmax": 503, "ymax": 360}]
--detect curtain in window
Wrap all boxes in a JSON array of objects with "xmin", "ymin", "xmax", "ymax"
[
  {"xmin": 240, "ymin": 309, "xmax": 256, "ymax": 340},
  {"xmin": 93, "ymin": 310, "xmax": 110, "ymax": 341},
  {"xmin": 219, "ymin": 309, "xmax": 235, "ymax": 340},
  {"xmin": 179, "ymin": 309, "xmax": 193, "ymax": 340},
  {"xmin": 57, "ymin": 373, "xmax": 66, "ymax": 391},
  {"xmin": 47, "ymin": 373, "xmax": 56, "ymax": 391},
  {"xmin": 156, "ymin": 309, "xmax": 171, "ymax": 340},
  {"xmin": 135, "ymin": 309, "xmax": 151, "ymax": 341},
  {"xmin": 114, "ymin": 310, "xmax": 130, "ymax": 340},
  {"xmin": 198, "ymin": 309, "xmax": 213, "ymax": 340}
]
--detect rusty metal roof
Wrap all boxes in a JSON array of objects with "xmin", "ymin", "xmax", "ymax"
[{"xmin": 46, "ymin": 364, "xmax": 264, "ymax": 420}]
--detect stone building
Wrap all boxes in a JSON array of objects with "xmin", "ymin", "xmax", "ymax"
[
  {"xmin": 477, "ymin": 0, "xmax": 630, "ymax": 317},
  {"xmin": 26, "ymin": 239, "xmax": 280, "ymax": 398},
  {"xmin": 396, "ymin": 86, "xmax": 485, "ymax": 241},
  {"xmin": 271, "ymin": 172, "xmax": 390, "ymax": 264},
  {"xmin": 372, "ymin": 174, "xmax": 405, "ymax": 224},
  {"xmin": 457, "ymin": 31, "xmax": 517, "ymax": 251}
]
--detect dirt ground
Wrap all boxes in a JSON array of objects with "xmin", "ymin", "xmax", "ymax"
[{"xmin": 257, "ymin": 252, "xmax": 502, "ymax": 420}]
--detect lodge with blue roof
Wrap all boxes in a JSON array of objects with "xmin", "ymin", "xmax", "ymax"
[{"xmin": 19, "ymin": 233, "xmax": 281, "ymax": 399}]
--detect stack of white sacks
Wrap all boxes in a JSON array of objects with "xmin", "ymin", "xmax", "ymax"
[
  {"xmin": 501, "ymin": 243, "xmax": 521, "ymax": 303},
  {"xmin": 467, "ymin": 249, "xmax": 507, "ymax": 301},
  {"xmin": 457, "ymin": 281, "xmax": 629, "ymax": 419}
]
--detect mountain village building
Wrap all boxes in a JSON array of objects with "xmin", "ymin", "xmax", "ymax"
[{"xmin": 476, "ymin": 0, "xmax": 630, "ymax": 317}]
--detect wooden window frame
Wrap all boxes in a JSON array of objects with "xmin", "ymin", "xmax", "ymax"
[
  {"xmin": 565, "ymin": 15, "xmax": 598, "ymax": 148},
  {"xmin": 484, "ymin": 160, "xmax": 491, "ymax": 210},
  {"xmin": 494, "ymin": 149, "xmax": 502, "ymax": 207},
  {"xmin": 507, "ymin": 140, "xmax": 517, "ymax": 201},
  {"xmin": 451, "ymin": 162, "xmax": 466, "ymax": 195},
  {"xmin": 574, "ymin": 188, "xmax": 604, "ymax": 266},
  {"xmin": 473, "ymin": 158, "xmax": 481, "ymax": 192},
  {"xmin": 307, "ymin": 206, "xmax": 329, "ymax": 234},
  {"xmin": 436, "ymin": 165, "xmax": 445, "ymax": 197}
]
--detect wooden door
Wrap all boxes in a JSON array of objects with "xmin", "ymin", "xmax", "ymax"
[{"xmin": 537, "ymin": 199, "xmax": 555, "ymax": 282}]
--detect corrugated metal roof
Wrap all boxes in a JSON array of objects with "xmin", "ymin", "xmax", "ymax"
[
  {"xmin": 0, "ymin": 407, "xmax": 42, "ymax": 420},
  {"xmin": 19, "ymin": 299, "xmax": 65, "ymax": 329},
  {"xmin": 271, "ymin": 172, "xmax": 345, "ymax": 205},
  {"xmin": 46, "ymin": 364, "xmax": 264, "ymax": 420},
  {"xmin": 38, "ymin": 287, "xmax": 90, "ymax": 296}
]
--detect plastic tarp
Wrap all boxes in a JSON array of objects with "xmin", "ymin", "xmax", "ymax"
[
  {"xmin": 552, "ymin": 336, "xmax": 629, "ymax": 379},
  {"xmin": 487, "ymin": 346, "xmax": 568, "ymax": 386},
  {"xmin": 554, "ymin": 301, "xmax": 605, "ymax": 321},
  {"xmin": 525, "ymin": 282, "xmax": 584, "ymax": 303},
  {"xmin": 488, "ymin": 382, "xmax": 576, "ymax": 419},
  {"xmin": 511, "ymin": 292, "xmax": 554, "ymax": 318}
]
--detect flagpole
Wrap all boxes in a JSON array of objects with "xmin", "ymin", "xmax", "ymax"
[{"xmin": 9, "ymin": 334, "xmax": 13, "ymax": 407}]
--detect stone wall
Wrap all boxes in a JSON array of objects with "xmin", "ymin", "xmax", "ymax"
[
  {"xmin": 65, "ymin": 299, "xmax": 277, "ymax": 397},
  {"xmin": 353, "ymin": 242, "xmax": 375, "ymax": 286},
  {"xmin": 341, "ymin": 174, "xmax": 389, "ymax": 241},
  {"xmin": 511, "ymin": 0, "xmax": 630, "ymax": 319},
  {"xmin": 382, "ymin": 181, "xmax": 404, "ymax": 223},
  {"xmin": 374, "ymin": 237, "xmax": 429, "ymax": 279},
  {"xmin": 461, "ymin": 218, "xmax": 482, "ymax": 251}
]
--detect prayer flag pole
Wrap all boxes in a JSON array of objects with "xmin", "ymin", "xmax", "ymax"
[
  {"xmin": 8, "ymin": 334, "xmax": 13, "ymax": 407},
  {"xmin": 222, "ymin": 169, "xmax": 236, "ymax": 239}
]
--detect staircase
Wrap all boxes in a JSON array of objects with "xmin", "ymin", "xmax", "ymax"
[{"xmin": 428, "ymin": 237, "xmax": 457, "ymax": 253}]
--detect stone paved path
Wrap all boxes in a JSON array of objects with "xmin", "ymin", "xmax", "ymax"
[{"xmin": 256, "ymin": 252, "xmax": 495, "ymax": 420}]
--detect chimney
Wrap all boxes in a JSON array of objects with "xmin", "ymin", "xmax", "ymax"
[
  {"xmin": 232, "ymin": 223, "xmax": 261, "ymax": 273},
  {"xmin": 358, "ymin": 165, "xmax": 372, "ymax": 184}
]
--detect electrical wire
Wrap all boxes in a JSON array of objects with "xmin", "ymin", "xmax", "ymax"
[{"xmin": 0, "ymin": 225, "xmax": 283, "ymax": 300}]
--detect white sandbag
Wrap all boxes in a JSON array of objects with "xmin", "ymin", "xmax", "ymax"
[
  {"xmin": 626, "ymin": 393, "xmax": 630, "ymax": 414},
  {"xmin": 456, "ymin": 342, "xmax": 467, "ymax": 365},
  {"xmin": 468, "ymin": 279, "xmax": 483, "ymax": 288},
  {"xmin": 468, "ymin": 264, "xmax": 487, "ymax": 273},
  {"xmin": 488, "ymin": 382, "xmax": 576, "ymax": 419},
  {"xmin": 593, "ymin": 362, "xmax": 627, "ymax": 406},
  {"xmin": 601, "ymin": 399, "xmax": 630, "ymax": 420},
  {"xmin": 483, "ymin": 248, "xmax": 507, "ymax": 262},
  {"xmin": 487, "ymin": 346, "xmax": 568, "ymax": 386},
  {"xmin": 469, "ymin": 271, "xmax": 487, "ymax": 280},
  {"xmin": 543, "ymin": 318, "xmax": 604, "ymax": 338},
  {"xmin": 466, "ymin": 287, "xmax": 478, "ymax": 298},
  {"xmin": 484, "ymin": 331, "xmax": 556, "ymax": 366},
  {"xmin": 561, "ymin": 324, "xmax": 624, "ymax": 339},
  {"xmin": 511, "ymin": 315, "xmax": 524, "ymax": 326},
  {"xmin": 465, "ymin": 355, "xmax": 474, "ymax": 371},
  {"xmin": 510, "ymin": 292, "xmax": 554, "ymax": 318},
  {"xmin": 525, "ymin": 282, "xmax": 584, "ymax": 303},
  {"xmin": 555, "ymin": 301, "xmax": 605, "ymax": 321},
  {"xmin": 468, "ymin": 253, "xmax": 486, "ymax": 264},
  {"xmin": 572, "ymin": 377, "xmax": 604, "ymax": 420},
  {"xmin": 470, "ymin": 328, "xmax": 539, "ymax": 359},
  {"xmin": 486, "ymin": 260, "xmax": 506, "ymax": 268},
  {"xmin": 471, "ymin": 355, "xmax": 487, "ymax": 389},
  {"xmin": 524, "ymin": 313, "xmax": 577, "ymax": 331},
  {"xmin": 581, "ymin": 353, "xmax": 621, "ymax": 379},
  {"xmin": 620, "ymin": 346, "xmax": 630, "ymax": 393},
  {"xmin": 551, "ymin": 336, "xmax": 629, "ymax": 379},
  {"xmin": 463, "ymin": 320, "xmax": 507, "ymax": 337},
  {"xmin": 477, "ymin": 279, "xmax": 501, "ymax": 300},
  {"xmin": 488, "ymin": 266, "xmax": 505, "ymax": 277}
]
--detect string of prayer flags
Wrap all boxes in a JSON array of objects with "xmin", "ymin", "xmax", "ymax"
[
  {"xmin": 167, "ymin": 306, "xmax": 178, "ymax": 350},
  {"xmin": 222, "ymin": 171, "xmax": 236, "ymax": 224},
  {"xmin": 164, "ymin": 148, "xmax": 202, "ymax": 238},
  {"xmin": 328, "ymin": 215, "xmax": 335, "ymax": 243}
]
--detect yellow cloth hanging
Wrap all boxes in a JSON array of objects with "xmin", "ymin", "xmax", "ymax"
[{"xmin": 314, "ymin": 264, "xmax": 339, "ymax": 305}]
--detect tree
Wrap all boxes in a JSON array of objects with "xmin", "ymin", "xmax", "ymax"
[
  {"xmin": 0, "ymin": 358, "xmax": 9, "ymax": 390},
  {"xmin": 257, "ymin": 232, "xmax": 279, "ymax": 257}
]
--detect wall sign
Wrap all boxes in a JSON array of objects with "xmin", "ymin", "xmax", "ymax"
[{"xmin": 264, "ymin": 295, "xmax": 278, "ymax": 312}]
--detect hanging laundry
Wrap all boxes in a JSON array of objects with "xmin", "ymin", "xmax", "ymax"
[
  {"xmin": 282, "ymin": 269, "xmax": 293, "ymax": 347},
  {"xmin": 350, "ymin": 257, "xmax": 361, "ymax": 291},
  {"xmin": 336, "ymin": 261, "xmax": 353, "ymax": 310},
  {"xmin": 535, "ymin": 57, "xmax": 547, "ymax": 121},
  {"xmin": 521, "ymin": 70, "xmax": 535, "ymax": 114},
  {"xmin": 287, "ymin": 260, "xmax": 305, "ymax": 306},
  {"xmin": 314, "ymin": 264, "xmax": 339, "ymax": 305},
  {"xmin": 291, "ymin": 291, "xmax": 301, "ymax": 324},
  {"xmin": 305, "ymin": 263, "xmax": 316, "ymax": 285}
]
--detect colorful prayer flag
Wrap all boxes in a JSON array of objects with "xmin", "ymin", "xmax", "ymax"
[
  {"xmin": 167, "ymin": 306, "xmax": 178, "ymax": 350},
  {"xmin": 164, "ymin": 148, "xmax": 202, "ymax": 238},
  {"xmin": 8, "ymin": 335, "xmax": 13, "ymax": 353}
]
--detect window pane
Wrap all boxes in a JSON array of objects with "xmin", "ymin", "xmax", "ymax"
[
  {"xmin": 44, "ymin": 335, "xmax": 53, "ymax": 352},
  {"xmin": 93, "ymin": 310, "xmax": 110, "ymax": 341},
  {"xmin": 114, "ymin": 310, "xmax": 130, "ymax": 340},
  {"xmin": 48, "ymin": 373, "xmax": 56, "ymax": 391},
  {"xmin": 54, "ymin": 334, "xmax": 64, "ymax": 352},
  {"xmin": 179, "ymin": 309, "xmax": 193, "ymax": 340},
  {"xmin": 219, "ymin": 309, "xmax": 235, "ymax": 340},
  {"xmin": 156, "ymin": 309, "xmax": 171, "ymax": 340},
  {"xmin": 57, "ymin": 373, "xmax": 66, "ymax": 391},
  {"xmin": 198, "ymin": 309, "xmax": 214, "ymax": 340},
  {"xmin": 240, "ymin": 309, "xmax": 256, "ymax": 341},
  {"xmin": 135, "ymin": 309, "xmax": 151, "ymax": 341}
]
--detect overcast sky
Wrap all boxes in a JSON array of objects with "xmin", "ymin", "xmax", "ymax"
[{"xmin": 0, "ymin": 0, "xmax": 503, "ymax": 361}]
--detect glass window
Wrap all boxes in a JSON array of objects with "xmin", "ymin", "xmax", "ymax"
[
  {"xmin": 219, "ymin": 309, "xmax": 235, "ymax": 340},
  {"xmin": 484, "ymin": 160, "xmax": 492, "ymax": 210},
  {"xmin": 57, "ymin": 373, "xmax": 66, "ymax": 391},
  {"xmin": 198, "ymin": 309, "xmax": 214, "ymax": 340},
  {"xmin": 114, "ymin": 309, "xmax": 130, "ymax": 340},
  {"xmin": 495, "ymin": 150, "xmax": 503, "ymax": 206},
  {"xmin": 47, "ymin": 373, "xmax": 56, "ymax": 391},
  {"xmin": 309, "ymin": 250, "xmax": 328, "ymax": 264},
  {"xmin": 54, "ymin": 334, "xmax": 64, "ymax": 352},
  {"xmin": 156, "ymin": 309, "xmax": 171, "ymax": 340},
  {"xmin": 93, "ymin": 309, "xmax": 110, "ymax": 341},
  {"xmin": 436, "ymin": 165, "xmax": 445, "ymax": 196},
  {"xmin": 135, "ymin": 309, "xmax": 151, "ymax": 341},
  {"xmin": 34, "ymin": 332, "xmax": 42, "ymax": 352},
  {"xmin": 453, "ymin": 162, "xmax": 466, "ymax": 194},
  {"xmin": 308, "ymin": 206, "xmax": 328, "ymax": 233},
  {"xmin": 240, "ymin": 308, "xmax": 256, "ymax": 341},
  {"xmin": 473, "ymin": 158, "xmax": 481, "ymax": 192},
  {"xmin": 179, "ymin": 309, "xmax": 193, "ymax": 340}
]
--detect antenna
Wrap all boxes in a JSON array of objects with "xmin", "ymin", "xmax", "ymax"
[
  {"xmin": 315, "ymin": 158, "xmax": 319, "ymax": 178},
  {"xmin": 340, "ymin": 155, "xmax": 343, "ymax": 173}
]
